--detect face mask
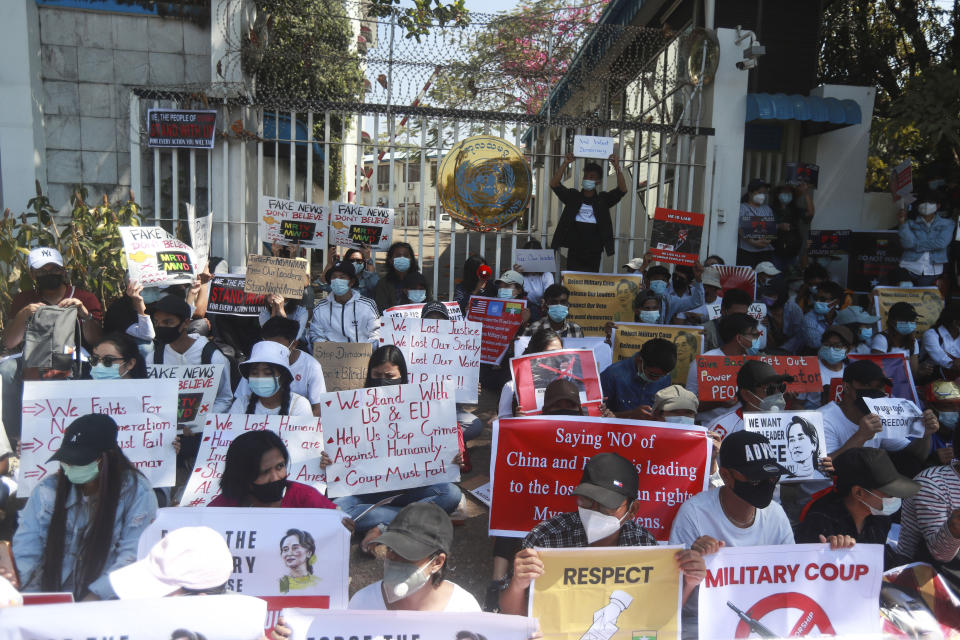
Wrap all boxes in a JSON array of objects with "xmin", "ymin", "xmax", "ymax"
[
  {"xmin": 383, "ymin": 558, "xmax": 433, "ymax": 603},
  {"xmin": 819, "ymin": 345, "xmax": 847, "ymax": 365},
  {"xmin": 370, "ymin": 377, "xmax": 403, "ymax": 387},
  {"xmin": 808, "ymin": 285, "xmax": 819, "ymax": 295},
  {"xmin": 746, "ymin": 389, "xmax": 786, "ymax": 412},
  {"xmin": 578, "ymin": 506, "xmax": 626, "ymax": 544},
  {"xmin": 91, "ymin": 362, "xmax": 124, "ymax": 380},
  {"xmin": 330, "ymin": 278, "xmax": 351, "ymax": 296},
  {"xmin": 918, "ymin": 203, "xmax": 938, "ymax": 216},
  {"xmin": 752, "ymin": 193, "xmax": 767, "ymax": 205},
  {"xmin": 351, "ymin": 260, "xmax": 366, "ymax": 274},
  {"xmin": 547, "ymin": 304, "xmax": 569, "ymax": 323},
  {"xmin": 854, "ymin": 388, "xmax": 887, "ymax": 415},
  {"xmin": 778, "ymin": 192, "xmax": 793, "ymax": 205},
  {"xmin": 155, "ymin": 325, "xmax": 182, "ymax": 345},
  {"xmin": 638, "ymin": 310, "xmax": 660, "ymax": 324},
  {"xmin": 899, "ymin": 281, "xmax": 914, "ymax": 288},
  {"xmin": 498, "ymin": 287, "xmax": 515, "ymax": 299},
  {"xmin": 35, "ymin": 272, "xmax": 64, "ymax": 290},
  {"xmin": 392, "ymin": 256, "xmax": 411, "ymax": 273},
  {"xmin": 141, "ymin": 287, "xmax": 164, "ymax": 304},
  {"xmin": 939, "ymin": 411, "xmax": 959, "ymax": 429},
  {"xmin": 249, "ymin": 376, "xmax": 280, "ymax": 398},
  {"xmin": 249, "ymin": 478, "xmax": 286, "ymax": 503},
  {"xmin": 895, "ymin": 321, "xmax": 916, "ymax": 336},
  {"xmin": 859, "ymin": 327, "xmax": 874, "ymax": 342},
  {"xmin": 407, "ymin": 289, "xmax": 427, "ymax": 304},
  {"xmin": 664, "ymin": 415, "xmax": 696, "ymax": 425},
  {"xmin": 760, "ymin": 295, "xmax": 777, "ymax": 307},
  {"xmin": 649, "ymin": 280, "xmax": 668, "ymax": 296},
  {"xmin": 61, "ymin": 461, "xmax": 100, "ymax": 485},
  {"xmin": 731, "ymin": 478, "xmax": 777, "ymax": 509},
  {"xmin": 739, "ymin": 334, "xmax": 762, "ymax": 356},
  {"xmin": 581, "ymin": 179, "xmax": 597, "ymax": 191},
  {"xmin": 813, "ymin": 301, "xmax": 831, "ymax": 316},
  {"xmin": 860, "ymin": 489, "xmax": 901, "ymax": 517}
]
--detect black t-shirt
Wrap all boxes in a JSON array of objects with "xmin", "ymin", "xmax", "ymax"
[{"xmin": 794, "ymin": 490, "xmax": 892, "ymax": 545}]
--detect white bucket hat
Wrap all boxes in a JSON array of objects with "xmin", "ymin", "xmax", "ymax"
[{"xmin": 239, "ymin": 340, "xmax": 292, "ymax": 381}]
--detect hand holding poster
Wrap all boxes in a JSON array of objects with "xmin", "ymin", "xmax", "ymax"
[
  {"xmin": 848, "ymin": 353, "xmax": 919, "ymax": 404},
  {"xmin": 120, "ymin": 226, "xmax": 198, "ymax": 287},
  {"xmin": 874, "ymin": 286, "xmax": 943, "ymax": 335},
  {"xmin": 743, "ymin": 411, "xmax": 828, "ymax": 483},
  {"xmin": 466, "ymin": 295, "xmax": 527, "ymax": 365},
  {"xmin": 510, "ymin": 348, "xmax": 602, "ymax": 415},
  {"xmin": 329, "ymin": 202, "xmax": 394, "ymax": 251},
  {"xmin": 863, "ymin": 397, "xmax": 924, "ymax": 439},
  {"xmin": 282, "ymin": 609, "xmax": 538, "ymax": 640},
  {"xmin": 516, "ymin": 335, "xmax": 613, "ymax": 374},
  {"xmin": 145, "ymin": 364, "xmax": 223, "ymax": 430},
  {"xmin": 244, "ymin": 254, "xmax": 308, "ymax": 299},
  {"xmin": 612, "ymin": 322, "xmax": 704, "ymax": 387},
  {"xmin": 186, "ymin": 203, "xmax": 213, "ymax": 271},
  {"xmin": 650, "ymin": 207, "xmax": 705, "ymax": 266},
  {"xmin": 319, "ymin": 382, "xmax": 460, "ymax": 498},
  {"xmin": 514, "ymin": 248, "xmax": 557, "ymax": 272},
  {"xmin": 312, "ymin": 341, "xmax": 372, "ymax": 392},
  {"xmin": 573, "ymin": 134, "xmax": 615, "ymax": 158},
  {"xmin": 383, "ymin": 300, "xmax": 464, "ymax": 321},
  {"xmin": 259, "ymin": 196, "xmax": 329, "ymax": 249},
  {"xmin": 893, "ymin": 159, "xmax": 913, "ymax": 197},
  {"xmin": 714, "ymin": 265, "xmax": 757, "ymax": 298},
  {"xmin": 694, "ymin": 355, "xmax": 822, "ymax": 402},
  {"xmin": 205, "ymin": 274, "xmax": 267, "ymax": 316},
  {"xmin": 562, "ymin": 272, "xmax": 644, "ymax": 336}
]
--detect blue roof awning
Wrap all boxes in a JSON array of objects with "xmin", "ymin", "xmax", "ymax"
[
  {"xmin": 263, "ymin": 113, "xmax": 325, "ymax": 160},
  {"xmin": 746, "ymin": 93, "xmax": 861, "ymax": 126}
]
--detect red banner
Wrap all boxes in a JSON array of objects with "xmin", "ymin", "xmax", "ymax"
[
  {"xmin": 466, "ymin": 295, "xmax": 527, "ymax": 365},
  {"xmin": 510, "ymin": 349, "xmax": 603, "ymax": 415},
  {"xmin": 649, "ymin": 207, "xmax": 705, "ymax": 266},
  {"xmin": 490, "ymin": 416, "xmax": 710, "ymax": 540},
  {"xmin": 694, "ymin": 354, "xmax": 823, "ymax": 401}
]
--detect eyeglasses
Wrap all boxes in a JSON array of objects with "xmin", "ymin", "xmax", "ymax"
[{"xmin": 89, "ymin": 355, "xmax": 122, "ymax": 367}]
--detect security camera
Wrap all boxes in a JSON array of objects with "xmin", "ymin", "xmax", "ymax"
[{"xmin": 736, "ymin": 58, "xmax": 757, "ymax": 70}]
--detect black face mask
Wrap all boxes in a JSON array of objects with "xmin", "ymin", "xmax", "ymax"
[
  {"xmin": 370, "ymin": 377, "xmax": 403, "ymax": 387},
  {"xmin": 36, "ymin": 272, "xmax": 64, "ymax": 290},
  {"xmin": 855, "ymin": 388, "xmax": 886, "ymax": 414},
  {"xmin": 155, "ymin": 325, "xmax": 183, "ymax": 345},
  {"xmin": 731, "ymin": 478, "xmax": 777, "ymax": 509},
  {"xmin": 249, "ymin": 478, "xmax": 287, "ymax": 503}
]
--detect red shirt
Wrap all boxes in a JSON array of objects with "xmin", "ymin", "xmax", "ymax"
[
  {"xmin": 207, "ymin": 481, "xmax": 337, "ymax": 509},
  {"xmin": 10, "ymin": 286, "xmax": 103, "ymax": 321}
]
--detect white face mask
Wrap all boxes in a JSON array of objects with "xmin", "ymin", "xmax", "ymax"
[
  {"xmin": 918, "ymin": 202, "xmax": 938, "ymax": 216},
  {"xmin": 860, "ymin": 489, "xmax": 901, "ymax": 517},
  {"xmin": 752, "ymin": 193, "xmax": 767, "ymax": 205},
  {"xmin": 578, "ymin": 506, "xmax": 627, "ymax": 544}
]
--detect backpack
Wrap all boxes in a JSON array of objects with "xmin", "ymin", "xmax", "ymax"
[{"xmin": 22, "ymin": 304, "xmax": 81, "ymax": 378}]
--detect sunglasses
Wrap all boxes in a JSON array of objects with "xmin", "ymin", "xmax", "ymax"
[{"xmin": 89, "ymin": 355, "xmax": 124, "ymax": 367}]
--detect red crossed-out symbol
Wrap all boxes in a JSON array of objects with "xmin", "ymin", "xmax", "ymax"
[{"xmin": 734, "ymin": 592, "xmax": 836, "ymax": 638}]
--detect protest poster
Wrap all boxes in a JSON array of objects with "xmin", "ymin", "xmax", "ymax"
[
  {"xmin": 694, "ymin": 355, "xmax": 823, "ymax": 402},
  {"xmin": 120, "ymin": 225, "xmax": 198, "ymax": 287},
  {"xmin": 530, "ymin": 546, "xmax": 681, "ymax": 640},
  {"xmin": 205, "ymin": 273, "xmax": 267, "ymax": 316},
  {"xmin": 139, "ymin": 507, "xmax": 349, "ymax": 603},
  {"xmin": 573, "ymin": 134, "xmax": 615, "ymax": 159},
  {"xmin": 283, "ymin": 609, "xmax": 538, "ymax": 640},
  {"xmin": 863, "ymin": 397, "xmax": 924, "ymax": 440},
  {"xmin": 510, "ymin": 348, "xmax": 603, "ymax": 415},
  {"xmin": 312, "ymin": 341, "xmax": 372, "ymax": 392},
  {"xmin": 562, "ymin": 271, "xmax": 645, "ymax": 336},
  {"xmin": 490, "ymin": 415, "xmax": 710, "ymax": 540},
  {"xmin": 186, "ymin": 203, "xmax": 213, "ymax": 271},
  {"xmin": 145, "ymin": 364, "xmax": 223, "ymax": 430},
  {"xmin": 874, "ymin": 286, "xmax": 943, "ymax": 335},
  {"xmin": 244, "ymin": 254, "xmax": 308, "ymax": 299},
  {"xmin": 714, "ymin": 265, "xmax": 756, "ymax": 298},
  {"xmin": 739, "ymin": 213, "xmax": 777, "ymax": 245},
  {"xmin": 516, "ymin": 335, "xmax": 613, "ymax": 374},
  {"xmin": 842, "ymin": 353, "xmax": 920, "ymax": 404},
  {"xmin": 882, "ymin": 562, "xmax": 960, "ymax": 638},
  {"xmin": 699, "ymin": 544, "xmax": 884, "ymax": 640},
  {"xmin": 469, "ymin": 481, "xmax": 493, "ymax": 507},
  {"xmin": 612, "ymin": 323, "xmax": 704, "ymax": 386},
  {"xmin": 784, "ymin": 161, "xmax": 820, "ymax": 187},
  {"xmin": 848, "ymin": 231, "xmax": 902, "ymax": 292},
  {"xmin": 466, "ymin": 295, "xmax": 527, "ymax": 365},
  {"xmin": 329, "ymin": 201, "xmax": 394, "ymax": 251},
  {"xmin": 514, "ymin": 248, "xmax": 558, "ymax": 273},
  {"xmin": 743, "ymin": 411, "xmax": 829, "ymax": 483},
  {"xmin": 20, "ymin": 379, "xmax": 178, "ymax": 496},
  {"xmin": 259, "ymin": 196, "xmax": 329, "ymax": 249},
  {"xmin": 706, "ymin": 298, "xmax": 723, "ymax": 320},
  {"xmin": 319, "ymin": 382, "xmax": 460, "ymax": 498},
  {"xmin": 382, "ymin": 300, "xmax": 464, "ymax": 321},
  {"xmin": 649, "ymin": 207, "xmax": 705, "ymax": 266},
  {"xmin": 893, "ymin": 159, "xmax": 913, "ymax": 197},
  {"xmin": 146, "ymin": 108, "xmax": 217, "ymax": 149},
  {"xmin": 808, "ymin": 229, "xmax": 851, "ymax": 287},
  {"xmin": 180, "ymin": 413, "xmax": 326, "ymax": 507},
  {"xmin": 380, "ymin": 315, "xmax": 482, "ymax": 403},
  {"xmin": 0, "ymin": 594, "xmax": 267, "ymax": 639}
]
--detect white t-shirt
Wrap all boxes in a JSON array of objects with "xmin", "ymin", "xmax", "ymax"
[
  {"xmin": 348, "ymin": 580, "xmax": 482, "ymax": 612},
  {"xmin": 227, "ymin": 391, "xmax": 313, "ymax": 417},
  {"xmin": 820, "ymin": 401, "xmax": 910, "ymax": 454},
  {"xmin": 798, "ymin": 359, "xmax": 844, "ymax": 410},
  {"xmin": 575, "ymin": 203, "xmax": 597, "ymax": 224},
  {"xmin": 669, "ymin": 486, "xmax": 794, "ymax": 547},
  {"xmin": 499, "ymin": 380, "xmax": 516, "ymax": 419},
  {"xmin": 523, "ymin": 272, "xmax": 555, "ymax": 308},
  {"xmin": 870, "ymin": 333, "xmax": 919, "ymax": 357},
  {"xmin": 234, "ymin": 350, "xmax": 326, "ymax": 406}
]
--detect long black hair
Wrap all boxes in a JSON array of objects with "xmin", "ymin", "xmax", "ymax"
[
  {"xmin": 280, "ymin": 528, "xmax": 316, "ymax": 574},
  {"xmin": 385, "ymin": 242, "xmax": 418, "ymax": 282},
  {"xmin": 243, "ymin": 361, "xmax": 293, "ymax": 415},
  {"xmin": 524, "ymin": 327, "xmax": 561, "ymax": 355},
  {"xmin": 219, "ymin": 430, "xmax": 290, "ymax": 502},
  {"xmin": 459, "ymin": 255, "xmax": 488, "ymax": 292},
  {"xmin": 364, "ymin": 344, "xmax": 409, "ymax": 386},
  {"xmin": 92, "ymin": 332, "xmax": 148, "ymax": 379}
]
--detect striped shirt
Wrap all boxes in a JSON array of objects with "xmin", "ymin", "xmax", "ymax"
[{"xmin": 899, "ymin": 464, "xmax": 960, "ymax": 562}]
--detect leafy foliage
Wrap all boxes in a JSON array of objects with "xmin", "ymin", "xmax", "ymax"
[{"xmin": 366, "ymin": 0, "xmax": 469, "ymax": 42}]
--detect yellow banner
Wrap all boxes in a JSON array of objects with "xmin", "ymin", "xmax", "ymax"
[
  {"xmin": 613, "ymin": 323, "xmax": 704, "ymax": 387},
  {"xmin": 531, "ymin": 546, "xmax": 681, "ymax": 640},
  {"xmin": 873, "ymin": 286, "xmax": 943, "ymax": 334},
  {"xmin": 563, "ymin": 272, "xmax": 645, "ymax": 337}
]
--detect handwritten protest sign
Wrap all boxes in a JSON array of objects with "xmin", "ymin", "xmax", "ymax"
[
  {"xmin": 382, "ymin": 301, "xmax": 463, "ymax": 321},
  {"xmin": 514, "ymin": 248, "xmax": 557, "ymax": 273},
  {"xmin": 562, "ymin": 272, "xmax": 644, "ymax": 336},
  {"xmin": 694, "ymin": 355, "xmax": 822, "ymax": 402},
  {"xmin": 510, "ymin": 349, "xmax": 602, "ymax": 415},
  {"xmin": 205, "ymin": 274, "xmax": 267, "ymax": 316},
  {"xmin": 329, "ymin": 202, "xmax": 394, "ymax": 251},
  {"xmin": 650, "ymin": 207, "xmax": 705, "ymax": 266},
  {"xmin": 120, "ymin": 225, "xmax": 198, "ymax": 287},
  {"xmin": 320, "ymin": 382, "xmax": 460, "ymax": 498},
  {"xmin": 140, "ymin": 507, "xmax": 349, "ymax": 603},
  {"xmin": 531, "ymin": 546, "xmax": 681, "ymax": 640},
  {"xmin": 491, "ymin": 416, "xmax": 709, "ymax": 540},
  {"xmin": 466, "ymin": 295, "xmax": 527, "ymax": 365},
  {"xmin": 699, "ymin": 544, "xmax": 883, "ymax": 640},
  {"xmin": 186, "ymin": 203, "xmax": 212, "ymax": 271},
  {"xmin": 612, "ymin": 322, "xmax": 704, "ymax": 387},
  {"xmin": 145, "ymin": 364, "xmax": 223, "ymax": 430},
  {"xmin": 259, "ymin": 196, "xmax": 329, "ymax": 249},
  {"xmin": 244, "ymin": 254, "xmax": 308, "ymax": 299},
  {"xmin": 847, "ymin": 353, "xmax": 919, "ymax": 404},
  {"xmin": 863, "ymin": 397, "xmax": 924, "ymax": 440},
  {"xmin": 180, "ymin": 414, "xmax": 326, "ymax": 507},
  {"xmin": 312, "ymin": 341, "xmax": 372, "ymax": 392},
  {"xmin": 283, "ymin": 609, "xmax": 538, "ymax": 640},
  {"xmin": 573, "ymin": 134, "xmax": 615, "ymax": 159},
  {"xmin": 743, "ymin": 411, "xmax": 828, "ymax": 483},
  {"xmin": 20, "ymin": 379, "xmax": 178, "ymax": 496},
  {"xmin": 715, "ymin": 265, "xmax": 757, "ymax": 298},
  {"xmin": 874, "ymin": 286, "xmax": 943, "ymax": 335},
  {"xmin": 380, "ymin": 316, "xmax": 482, "ymax": 403}
]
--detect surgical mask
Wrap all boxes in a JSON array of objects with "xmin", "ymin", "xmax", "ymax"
[
  {"xmin": 751, "ymin": 193, "xmax": 767, "ymax": 205},
  {"xmin": 578, "ymin": 506, "xmax": 626, "ymax": 544},
  {"xmin": 370, "ymin": 377, "xmax": 403, "ymax": 387},
  {"xmin": 249, "ymin": 478, "xmax": 286, "ymax": 504},
  {"xmin": 155, "ymin": 325, "xmax": 182, "ymax": 345},
  {"xmin": 895, "ymin": 321, "xmax": 916, "ymax": 336},
  {"xmin": 383, "ymin": 558, "xmax": 433, "ymax": 603},
  {"xmin": 392, "ymin": 256, "xmax": 411, "ymax": 273},
  {"xmin": 407, "ymin": 289, "xmax": 427, "ymax": 304},
  {"xmin": 939, "ymin": 411, "xmax": 959, "ymax": 429},
  {"xmin": 547, "ymin": 304, "xmax": 569, "ymax": 323},
  {"xmin": 746, "ymin": 388, "xmax": 786, "ymax": 412},
  {"xmin": 90, "ymin": 362, "xmax": 124, "ymax": 380},
  {"xmin": 860, "ymin": 489, "xmax": 901, "ymax": 517},
  {"xmin": 778, "ymin": 192, "xmax": 793, "ymax": 205},
  {"xmin": 638, "ymin": 310, "xmax": 660, "ymax": 324},
  {"xmin": 61, "ymin": 461, "xmax": 100, "ymax": 485},
  {"xmin": 663, "ymin": 415, "xmax": 696, "ymax": 425},
  {"xmin": 351, "ymin": 260, "xmax": 366, "ymax": 274},
  {"xmin": 649, "ymin": 280, "xmax": 668, "ymax": 296},
  {"xmin": 740, "ymin": 334, "xmax": 762, "ymax": 356},
  {"xmin": 918, "ymin": 203, "xmax": 938, "ymax": 216},
  {"xmin": 330, "ymin": 278, "xmax": 351, "ymax": 296},
  {"xmin": 141, "ymin": 287, "xmax": 164, "ymax": 304},
  {"xmin": 859, "ymin": 327, "xmax": 874, "ymax": 342},
  {"xmin": 813, "ymin": 301, "xmax": 831, "ymax": 315},
  {"xmin": 819, "ymin": 345, "xmax": 847, "ymax": 365},
  {"xmin": 249, "ymin": 376, "xmax": 280, "ymax": 398},
  {"xmin": 898, "ymin": 281, "xmax": 914, "ymax": 288},
  {"xmin": 35, "ymin": 272, "xmax": 64, "ymax": 290},
  {"xmin": 581, "ymin": 179, "xmax": 597, "ymax": 191},
  {"xmin": 731, "ymin": 478, "xmax": 777, "ymax": 509},
  {"xmin": 498, "ymin": 287, "xmax": 515, "ymax": 299}
]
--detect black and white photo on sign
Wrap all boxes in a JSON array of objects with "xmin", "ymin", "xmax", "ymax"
[
  {"xmin": 743, "ymin": 411, "xmax": 828, "ymax": 482},
  {"xmin": 862, "ymin": 397, "xmax": 924, "ymax": 440}
]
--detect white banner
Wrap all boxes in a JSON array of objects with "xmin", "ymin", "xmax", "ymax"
[
  {"xmin": 19, "ymin": 379, "xmax": 179, "ymax": 496},
  {"xmin": 180, "ymin": 414, "xmax": 326, "ymax": 507},
  {"xmin": 383, "ymin": 301, "xmax": 463, "ymax": 321},
  {"xmin": 186, "ymin": 202, "xmax": 213, "ymax": 271},
  {"xmin": 380, "ymin": 316, "xmax": 482, "ymax": 403},
  {"xmin": 863, "ymin": 397, "xmax": 924, "ymax": 440},
  {"xmin": 573, "ymin": 134, "xmax": 615, "ymax": 159},
  {"xmin": 119, "ymin": 225, "xmax": 198, "ymax": 287},
  {"xmin": 139, "ymin": 507, "xmax": 349, "ymax": 603},
  {"xmin": 283, "ymin": 609, "xmax": 538, "ymax": 640},
  {"xmin": 698, "ymin": 544, "xmax": 883, "ymax": 640},
  {"xmin": 259, "ymin": 196, "xmax": 330, "ymax": 249},
  {"xmin": 319, "ymin": 382, "xmax": 460, "ymax": 498},
  {"xmin": 145, "ymin": 363, "xmax": 223, "ymax": 430},
  {"xmin": 514, "ymin": 248, "xmax": 557, "ymax": 273},
  {"xmin": 743, "ymin": 411, "xmax": 829, "ymax": 483},
  {"xmin": 329, "ymin": 202, "xmax": 394, "ymax": 251}
]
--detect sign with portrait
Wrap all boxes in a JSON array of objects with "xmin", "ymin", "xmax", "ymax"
[
  {"xmin": 612, "ymin": 322, "xmax": 704, "ymax": 387},
  {"xmin": 562, "ymin": 272, "xmax": 645, "ymax": 337},
  {"xmin": 743, "ymin": 411, "xmax": 829, "ymax": 483},
  {"xmin": 649, "ymin": 207, "xmax": 705, "ymax": 266},
  {"xmin": 510, "ymin": 348, "xmax": 603, "ymax": 415}
]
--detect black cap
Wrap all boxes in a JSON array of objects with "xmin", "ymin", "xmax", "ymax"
[
  {"xmin": 737, "ymin": 360, "xmax": 793, "ymax": 389},
  {"xmin": 151, "ymin": 295, "xmax": 191, "ymax": 321},
  {"xmin": 747, "ymin": 177, "xmax": 769, "ymax": 192},
  {"xmin": 325, "ymin": 261, "xmax": 356, "ymax": 284},
  {"xmin": 719, "ymin": 431, "xmax": 791, "ymax": 480},
  {"xmin": 834, "ymin": 448, "xmax": 920, "ymax": 498},
  {"xmin": 843, "ymin": 360, "xmax": 892, "ymax": 386},
  {"xmin": 376, "ymin": 503, "xmax": 453, "ymax": 561},
  {"xmin": 572, "ymin": 452, "xmax": 638, "ymax": 510},
  {"xmin": 48, "ymin": 414, "xmax": 119, "ymax": 465},
  {"xmin": 888, "ymin": 301, "xmax": 920, "ymax": 320},
  {"xmin": 543, "ymin": 378, "xmax": 581, "ymax": 412},
  {"xmin": 420, "ymin": 300, "xmax": 450, "ymax": 320}
]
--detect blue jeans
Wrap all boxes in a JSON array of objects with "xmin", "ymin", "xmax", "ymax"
[
  {"xmin": 458, "ymin": 409, "xmax": 484, "ymax": 442},
  {"xmin": 334, "ymin": 483, "xmax": 462, "ymax": 533}
]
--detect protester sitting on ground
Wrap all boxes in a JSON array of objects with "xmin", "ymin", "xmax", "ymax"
[
  {"xmin": 737, "ymin": 178, "xmax": 776, "ymax": 267},
  {"xmin": 793, "ymin": 263, "xmax": 829, "ymax": 313},
  {"xmin": 228, "ymin": 341, "xmax": 313, "ymax": 417},
  {"xmin": 705, "ymin": 360, "xmax": 794, "ymax": 442},
  {"xmin": 633, "ymin": 289, "xmax": 663, "ymax": 324},
  {"xmin": 308, "ymin": 260, "xmax": 381, "ymax": 346},
  {"xmin": 13, "ymin": 414, "xmax": 158, "ymax": 600},
  {"xmin": 923, "ymin": 303, "xmax": 960, "ymax": 377},
  {"xmin": 342, "ymin": 246, "xmax": 379, "ymax": 299},
  {"xmin": 871, "ymin": 301, "xmax": 924, "ymax": 377},
  {"xmin": 513, "ymin": 239, "xmax": 554, "ymax": 320},
  {"xmin": 453, "ymin": 255, "xmax": 496, "ymax": 315},
  {"xmin": 801, "ymin": 280, "xmax": 843, "ymax": 351},
  {"xmin": 700, "ymin": 288, "xmax": 752, "ymax": 351},
  {"xmin": 642, "ymin": 260, "xmax": 705, "ymax": 324},
  {"xmin": 687, "ymin": 313, "xmax": 761, "ymax": 425},
  {"xmin": 835, "ymin": 305, "xmax": 882, "ymax": 355},
  {"xmin": 899, "ymin": 190, "xmax": 953, "ymax": 287},
  {"xmin": 498, "ymin": 327, "xmax": 564, "ymax": 419},
  {"xmin": 798, "ymin": 325, "xmax": 853, "ymax": 410},
  {"xmin": 374, "ymin": 242, "xmax": 423, "ymax": 312},
  {"xmin": 102, "ymin": 279, "xmax": 155, "ymax": 349},
  {"xmin": 653, "ymin": 385, "xmax": 722, "ymax": 484},
  {"xmin": 399, "ymin": 270, "xmax": 429, "ymax": 306},
  {"xmin": 922, "ymin": 380, "xmax": 960, "ymax": 468},
  {"xmin": 86, "ymin": 332, "xmax": 149, "ymax": 380},
  {"xmin": 600, "ymin": 337, "xmax": 675, "ymax": 419},
  {"xmin": 259, "ymin": 294, "xmax": 308, "ymax": 346},
  {"xmin": 762, "ymin": 285, "xmax": 805, "ymax": 354},
  {"xmin": 681, "ymin": 266, "xmax": 722, "ymax": 326},
  {"xmin": 522, "ymin": 284, "xmax": 583, "ymax": 338}
]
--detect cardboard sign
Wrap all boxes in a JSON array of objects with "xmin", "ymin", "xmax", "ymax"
[
  {"xmin": 283, "ymin": 609, "xmax": 538, "ymax": 640},
  {"xmin": 694, "ymin": 355, "xmax": 823, "ymax": 402},
  {"xmin": 382, "ymin": 301, "xmax": 464, "ymax": 321},
  {"xmin": 893, "ymin": 159, "xmax": 913, "ymax": 197},
  {"xmin": 319, "ymin": 382, "xmax": 460, "ymax": 498},
  {"xmin": 531, "ymin": 546, "xmax": 682, "ymax": 640},
  {"xmin": 329, "ymin": 202, "xmax": 394, "ymax": 251},
  {"xmin": 743, "ymin": 411, "xmax": 829, "ymax": 483},
  {"xmin": 20, "ymin": 379, "xmax": 179, "ymax": 496},
  {"xmin": 784, "ymin": 161, "xmax": 820, "ymax": 187},
  {"xmin": 490, "ymin": 416, "xmax": 710, "ymax": 540},
  {"xmin": 874, "ymin": 286, "xmax": 943, "ymax": 335},
  {"xmin": 612, "ymin": 323, "xmax": 704, "ymax": 387},
  {"xmin": 511, "ymin": 349, "xmax": 602, "ymax": 415},
  {"xmin": 380, "ymin": 316, "xmax": 482, "ymax": 403},
  {"xmin": 714, "ymin": 265, "xmax": 757, "ymax": 298},
  {"xmin": 848, "ymin": 231, "xmax": 902, "ymax": 292},
  {"xmin": 847, "ymin": 353, "xmax": 920, "ymax": 404},
  {"xmin": 649, "ymin": 207, "xmax": 705, "ymax": 266},
  {"xmin": 120, "ymin": 225, "xmax": 198, "ymax": 287},
  {"xmin": 145, "ymin": 364, "xmax": 223, "ymax": 429},
  {"xmin": 466, "ymin": 295, "xmax": 528, "ymax": 365},
  {"xmin": 312, "ymin": 341, "xmax": 372, "ymax": 392},
  {"xmin": 562, "ymin": 271, "xmax": 645, "ymax": 337},
  {"xmin": 699, "ymin": 544, "xmax": 883, "ymax": 640},
  {"xmin": 180, "ymin": 414, "xmax": 326, "ymax": 507},
  {"xmin": 243, "ymin": 254, "xmax": 308, "ymax": 299},
  {"xmin": 139, "ymin": 507, "xmax": 349, "ymax": 602},
  {"xmin": 514, "ymin": 248, "xmax": 558, "ymax": 273},
  {"xmin": 186, "ymin": 203, "xmax": 213, "ymax": 271},
  {"xmin": 573, "ymin": 134, "xmax": 615, "ymax": 159},
  {"xmin": 259, "ymin": 196, "xmax": 329, "ymax": 249},
  {"xmin": 206, "ymin": 274, "xmax": 267, "ymax": 316},
  {"xmin": 146, "ymin": 108, "xmax": 217, "ymax": 149},
  {"xmin": 863, "ymin": 397, "xmax": 924, "ymax": 440}
]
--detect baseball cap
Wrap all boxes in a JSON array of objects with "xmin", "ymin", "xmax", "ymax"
[
  {"xmin": 420, "ymin": 300, "xmax": 450, "ymax": 320},
  {"xmin": 623, "ymin": 257, "xmax": 645, "ymax": 271},
  {"xmin": 653, "ymin": 385, "xmax": 698, "ymax": 413},
  {"xmin": 719, "ymin": 430, "xmax": 790, "ymax": 480},
  {"xmin": 572, "ymin": 452, "xmax": 639, "ymax": 510},
  {"xmin": 28, "ymin": 247, "xmax": 64, "ymax": 270},
  {"xmin": 843, "ymin": 359, "xmax": 892, "ymax": 386},
  {"xmin": 823, "ymin": 325, "xmax": 854, "ymax": 346},
  {"xmin": 496, "ymin": 270, "xmax": 524, "ymax": 287},
  {"xmin": 701, "ymin": 267, "xmax": 721, "ymax": 288},
  {"xmin": 737, "ymin": 360, "xmax": 793, "ymax": 389},
  {"xmin": 109, "ymin": 527, "xmax": 234, "ymax": 599},
  {"xmin": 835, "ymin": 305, "xmax": 880, "ymax": 325},
  {"xmin": 542, "ymin": 378, "xmax": 581, "ymax": 412},
  {"xmin": 376, "ymin": 502, "xmax": 453, "ymax": 561},
  {"xmin": 747, "ymin": 177, "xmax": 769, "ymax": 192},
  {"xmin": 755, "ymin": 262, "xmax": 781, "ymax": 276},
  {"xmin": 888, "ymin": 301, "xmax": 920, "ymax": 320},
  {"xmin": 834, "ymin": 448, "xmax": 920, "ymax": 498},
  {"xmin": 48, "ymin": 414, "xmax": 119, "ymax": 465},
  {"xmin": 151, "ymin": 295, "xmax": 191, "ymax": 321},
  {"xmin": 325, "ymin": 260, "xmax": 356, "ymax": 284}
]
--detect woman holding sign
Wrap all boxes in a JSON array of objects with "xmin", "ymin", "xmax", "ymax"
[{"xmin": 229, "ymin": 341, "xmax": 313, "ymax": 417}]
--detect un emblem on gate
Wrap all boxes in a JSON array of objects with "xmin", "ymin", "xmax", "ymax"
[{"xmin": 437, "ymin": 135, "xmax": 532, "ymax": 232}]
